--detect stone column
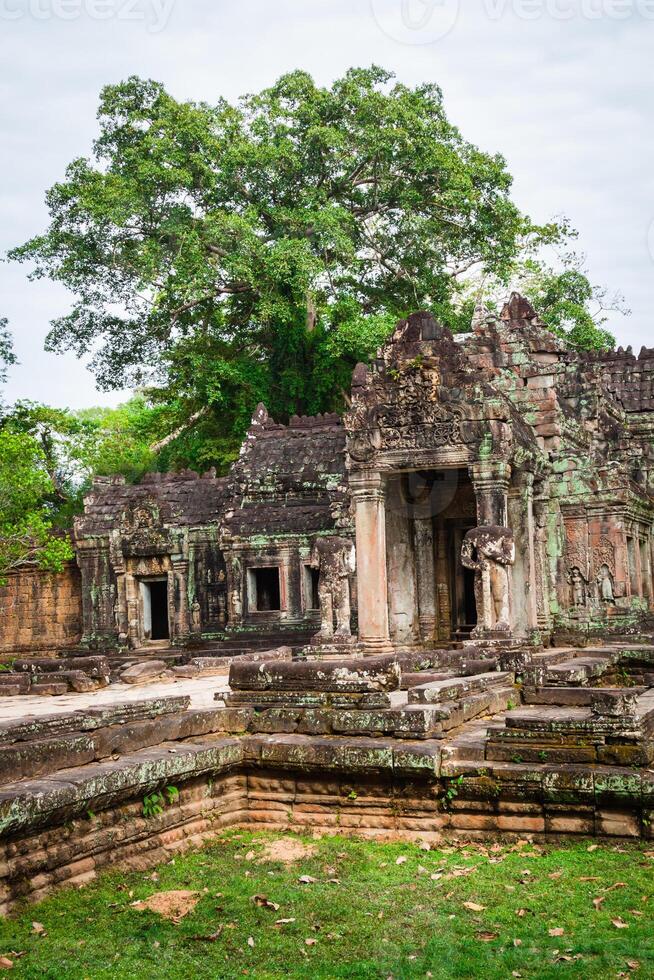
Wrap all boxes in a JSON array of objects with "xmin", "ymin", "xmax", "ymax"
[
  {"xmin": 413, "ymin": 516, "xmax": 436, "ymax": 644},
  {"xmin": 507, "ymin": 471, "xmax": 538, "ymax": 636},
  {"xmin": 470, "ymin": 460, "xmax": 511, "ymax": 527},
  {"xmin": 351, "ymin": 471, "xmax": 392, "ymax": 653},
  {"xmin": 171, "ymin": 559, "xmax": 190, "ymax": 644},
  {"xmin": 125, "ymin": 569, "xmax": 140, "ymax": 647},
  {"xmin": 468, "ymin": 460, "xmax": 515, "ymax": 640},
  {"xmin": 434, "ymin": 524, "xmax": 451, "ymax": 642}
]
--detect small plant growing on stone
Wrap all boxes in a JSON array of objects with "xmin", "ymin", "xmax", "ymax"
[
  {"xmin": 507, "ymin": 699, "xmax": 517, "ymax": 710},
  {"xmin": 442, "ymin": 775, "xmax": 465, "ymax": 809},
  {"xmin": 512, "ymin": 755, "xmax": 524, "ymax": 764},
  {"xmin": 347, "ymin": 790, "xmax": 358, "ymax": 801},
  {"xmin": 143, "ymin": 785, "xmax": 180, "ymax": 818},
  {"xmin": 143, "ymin": 792, "xmax": 165, "ymax": 818},
  {"xmin": 538, "ymin": 750, "xmax": 548, "ymax": 761}
]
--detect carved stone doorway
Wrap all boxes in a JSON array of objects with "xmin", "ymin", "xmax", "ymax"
[
  {"xmin": 140, "ymin": 578, "xmax": 170, "ymax": 642},
  {"xmin": 384, "ymin": 468, "xmax": 477, "ymax": 647}
]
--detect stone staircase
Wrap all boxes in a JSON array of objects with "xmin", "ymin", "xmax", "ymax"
[{"xmin": 0, "ymin": 656, "xmax": 111, "ymax": 697}]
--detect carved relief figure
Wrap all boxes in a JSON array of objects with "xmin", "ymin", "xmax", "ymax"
[
  {"xmin": 190, "ymin": 597, "xmax": 202, "ymax": 633},
  {"xmin": 569, "ymin": 566, "xmax": 587, "ymax": 608},
  {"xmin": 310, "ymin": 536, "xmax": 356, "ymax": 638},
  {"xmin": 597, "ymin": 564, "xmax": 615, "ymax": 603},
  {"xmin": 461, "ymin": 526, "xmax": 515, "ymax": 632}
]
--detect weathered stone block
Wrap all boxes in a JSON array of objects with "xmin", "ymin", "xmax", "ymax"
[{"xmin": 229, "ymin": 655, "xmax": 400, "ymax": 693}]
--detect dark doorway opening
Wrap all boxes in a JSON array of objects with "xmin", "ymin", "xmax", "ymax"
[
  {"xmin": 148, "ymin": 580, "xmax": 170, "ymax": 640},
  {"xmin": 448, "ymin": 521, "xmax": 478, "ymax": 638},
  {"xmin": 252, "ymin": 568, "xmax": 281, "ymax": 611}
]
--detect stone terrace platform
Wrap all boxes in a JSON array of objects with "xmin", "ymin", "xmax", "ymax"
[{"xmin": 1, "ymin": 639, "xmax": 654, "ymax": 914}]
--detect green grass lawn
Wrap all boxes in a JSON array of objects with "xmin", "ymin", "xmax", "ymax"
[{"xmin": 0, "ymin": 831, "xmax": 653, "ymax": 978}]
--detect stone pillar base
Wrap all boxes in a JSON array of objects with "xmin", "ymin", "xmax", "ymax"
[
  {"xmin": 303, "ymin": 635, "xmax": 364, "ymax": 660},
  {"xmin": 358, "ymin": 637, "xmax": 396, "ymax": 656}
]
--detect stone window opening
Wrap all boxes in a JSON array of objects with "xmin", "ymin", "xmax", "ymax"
[
  {"xmin": 248, "ymin": 567, "xmax": 281, "ymax": 612},
  {"xmin": 140, "ymin": 578, "xmax": 170, "ymax": 641}
]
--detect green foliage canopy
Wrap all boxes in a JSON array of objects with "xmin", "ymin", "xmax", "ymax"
[{"xmin": 10, "ymin": 67, "xmax": 622, "ymax": 469}]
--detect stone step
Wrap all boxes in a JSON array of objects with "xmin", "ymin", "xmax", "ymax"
[
  {"xmin": 0, "ymin": 674, "xmax": 31, "ymax": 695},
  {"xmin": 545, "ymin": 653, "xmax": 617, "ymax": 686},
  {"xmin": 12, "ymin": 656, "xmax": 111, "ymax": 683},
  {"xmin": 531, "ymin": 648, "xmax": 580, "ymax": 668},
  {"xmin": 407, "ymin": 671, "xmax": 513, "ymax": 705},
  {"xmin": 0, "ymin": 695, "xmax": 192, "ymax": 745},
  {"xmin": 401, "ymin": 671, "xmax": 453, "ymax": 689},
  {"xmin": 440, "ymin": 720, "xmax": 505, "ymax": 763},
  {"xmin": 439, "ymin": 685, "xmax": 515, "ymax": 733},
  {"xmin": 0, "ymin": 736, "xmax": 242, "ymax": 838},
  {"xmin": 230, "ymin": 655, "xmax": 400, "ymax": 694},
  {"xmin": 0, "ymin": 707, "xmax": 233, "ymax": 785},
  {"xmin": 0, "ymin": 685, "xmax": 24, "ymax": 698},
  {"xmin": 32, "ymin": 671, "xmax": 104, "ymax": 694},
  {"xmin": 523, "ymin": 686, "xmax": 595, "ymax": 706},
  {"xmin": 215, "ymin": 684, "xmax": 514, "ymax": 741}
]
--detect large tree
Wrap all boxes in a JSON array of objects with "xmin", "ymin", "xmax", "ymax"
[
  {"xmin": 11, "ymin": 67, "xmax": 618, "ymax": 466},
  {"xmin": 0, "ymin": 328, "xmax": 73, "ymax": 581}
]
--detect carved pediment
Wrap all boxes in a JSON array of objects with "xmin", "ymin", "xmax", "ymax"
[{"xmin": 119, "ymin": 498, "xmax": 169, "ymax": 554}]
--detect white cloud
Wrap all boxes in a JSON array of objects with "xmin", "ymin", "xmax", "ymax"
[{"xmin": 1, "ymin": 0, "xmax": 652, "ymax": 408}]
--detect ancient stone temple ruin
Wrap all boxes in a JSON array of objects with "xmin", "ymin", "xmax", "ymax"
[
  {"xmin": 0, "ymin": 294, "xmax": 653, "ymax": 911},
  {"xmin": 71, "ymin": 293, "xmax": 654, "ymax": 654}
]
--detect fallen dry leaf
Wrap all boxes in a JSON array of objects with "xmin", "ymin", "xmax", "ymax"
[
  {"xmin": 513, "ymin": 938, "xmax": 522, "ymax": 947},
  {"xmin": 476, "ymin": 931, "xmax": 498, "ymax": 942},
  {"xmin": 593, "ymin": 896, "xmax": 605, "ymax": 910},
  {"xmin": 31, "ymin": 923, "xmax": 45, "ymax": 936},
  {"xmin": 587, "ymin": 844, "xmax": 599, "ymax": 852},
  {"xmin": 607, "ymin": 882, "xmax": 627, "ymax": 892},
  {"xmin": 516, "ymin": 908, "xmax": 527, "ymax": 918},
  {"xmin": 298, "ymin": 875, "xmax": 317, "ymax": 885},
  {"xmin": 612, "ymin": 918, "xmax": 629, "ymax": 929},
  {"xmin": 548, "ymin": 872, "xmax": 563, "ymax": 880},
  {"xmin": 548, "ymin": 927, "xmax": 565, "ymax": 937},
  {"xmin": 396, "ymin": 856, "xmax": 407, "ymax": 865},
  {"xmin": 245, "ymin": 851, "xmax": 256, "ymax": 861},
  {"xmin": 132, "ymin": 890, "xmax": 199, "ymax": 923},
  {"xmin": 247, "ymin": 936, "xmax": 255, "ymax": 948},
  {"xmin": 418, "ymin": 842, "xmax": 431, "ymax": 852},
  {"xmin": 252, "ymin": 894, "xmax": 280, "ymax": 911},
  {"xmin": 0, "ymin": 959, "xmax": 12, "ymax": 971},
  {"xmin": 463, "ymin": 902, "xmax": 486, "ymax": 912},
  {"xmin": 626, "ymin": 959, "xmax": 640, "ymax": 970},
  {"xmin": 275, "ymin": 918, "xmax": 296, "ymax": 926},
  {"xmin": 305, "ymin": 938, "xmax": 317, "ymax": 946}
]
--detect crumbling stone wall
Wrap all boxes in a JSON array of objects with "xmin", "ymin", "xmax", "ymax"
[{"xmin": 0, "ymin": 562, "xmax": 82, "ymax": 656}]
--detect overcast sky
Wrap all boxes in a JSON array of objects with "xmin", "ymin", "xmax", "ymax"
[{"xmin": 1, "ymin": 0, "xmax": 653, "ymax": 409}]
